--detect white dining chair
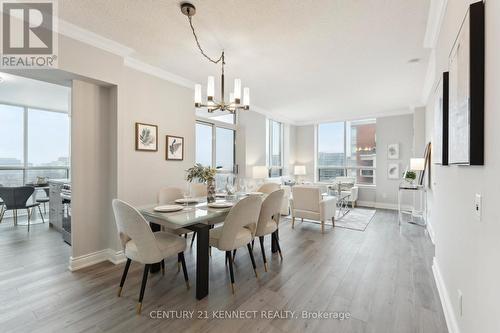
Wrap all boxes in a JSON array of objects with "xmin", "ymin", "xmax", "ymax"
[
  {"xmin": 255, "ymin": 189, "xmax": 284, "ymax": 271},
  {"xmin": 257, "ymin": 182, "xmax": 291, "ymax": 216},
  {"xmin": 209, "ymin": 196, "xmax": 262, "ymax": 294},
  {"xmin": 290, "ymin": 186, "xmax": 337, "ymax": 233},
  {"xmin": 112, "ymin": 199, "xmax": 189, "ymax": 315},
  {"xmin": 257, "ymin": 182, "xmax": 280, "ymax": 194},
  {"xmin": 158, "ymin": 186, "xmax": 194, "ymax": 268},
  {"xmin": 158, "ymin": 186, "xmax": 184, "ymax": 204}
]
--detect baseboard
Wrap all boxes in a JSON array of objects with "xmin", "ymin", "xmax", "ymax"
[
  {"xmin": 432, "ymin": 258, "xmax": 460, "ymax": 333},
  {"xmin": 427, "ymin": 219, "xmax": 435, "ymax": 244},
  {"xmin": 357, "ymin": 200, "xmax": 412, "ymax": 211},
  {"xmin": 69, "ymin": 248, "xmax": 126, "ymax": 271}
]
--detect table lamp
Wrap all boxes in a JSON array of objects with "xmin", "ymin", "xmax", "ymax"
[
  {"xmin": 294, "ymin": 165, "xmax": 306, "ymax": 184},
  {"xmin": 410, "ymin": 158, "xmax": 425, "ymax": 171}
]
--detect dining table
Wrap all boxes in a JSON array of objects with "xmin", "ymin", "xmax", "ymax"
[{"xmin": 139, "ymin": 193, "xmax": 280, "ymax": 300}]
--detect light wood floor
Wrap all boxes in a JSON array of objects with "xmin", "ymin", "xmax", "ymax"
[{"xmin": 0, "ymin": 210, "xmax": 447, "ymax": 333}]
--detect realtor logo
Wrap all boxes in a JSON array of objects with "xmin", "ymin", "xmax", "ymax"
[{"xmin": 1, "ymin": 0, "xmax": 58, "ymax": 67}]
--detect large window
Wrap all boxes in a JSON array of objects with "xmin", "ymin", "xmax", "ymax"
[
  {"xmin": 0, "ymin": 104, "xmax": 70, "ymax": 186},
  {"xmin": 268, "ymin": 119, "xmax": 283, "ymax": 177},
  {"xmin": 195, "ymin": 121, "xmax": 235, "ymax": 173},
  {"xmin": 317, "ymin": 119, "xmax": 376, "ymax": 184}
]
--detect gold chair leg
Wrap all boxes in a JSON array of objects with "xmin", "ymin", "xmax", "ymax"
[
  {"xmin": 321, "ymin": 221, "xmax": 324, "ymax": 234},
  {"xmin": 136, "ymin": 302, "xmax": 142, "ymax": 315},
  {"xmin": 292, "ymin": 217, "xmax": 295, "ymax": 229}
]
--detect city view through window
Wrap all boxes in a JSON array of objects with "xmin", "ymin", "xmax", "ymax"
[
  {"xmin": 317, "ymin": 119, "xmax": 376, "ymax": 184},
  {"xmin": 0, "ymin": 104, "xmax": 70, "ymax": 186}
]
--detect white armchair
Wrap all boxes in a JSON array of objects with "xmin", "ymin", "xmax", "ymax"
[
  {"xmin": 330, "ymin": 177, "xmax": 359, "ymax": 207},
  {"xmin": 290, "ymin": 186, "xmax": 337, "ymax": 233}
]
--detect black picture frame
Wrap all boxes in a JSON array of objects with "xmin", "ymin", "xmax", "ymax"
[
  {"xmin": 433, "ymin": 72, "xmax": 449, "ymax": 165},
  {"xmin": 448, "ymin": 1, "xmax": 484, "ymax": 165}
]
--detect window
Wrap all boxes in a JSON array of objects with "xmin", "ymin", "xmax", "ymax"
[
  {"xmin": 268, "ymin": 120, "xmax": 283, "ymax": 177},
  {"xmin": 196, "ymin": 121, "xmax": 235, "ymax": 172},
  {"xmin": 195, "ymin": 122, "xmax": 213, "ymax": 167},
  {"xmin": 0, "ymin": 104, "xmax": 70, "ymax": 186},
  {"xmin": 317, "ymin": 119, "xmax": 376, "ymax": 184},
  {"xmin": 215, "ymin": 127, "xmax": 234, "ymax": 172}
]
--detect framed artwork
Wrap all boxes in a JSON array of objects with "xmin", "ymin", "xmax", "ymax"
[
  {"xmin": 387, "ymin": 143, "xmax": 399, "ymax": 160},
  {"xmin": 135, "ymin": 123, "xmax": 158, "ymax": 151},
  {"xmin": 387, "ymin": 163, "xmax": 400, "ymax": 180},
  {"xmin": 448, "ymin": 1, "xmax": 484, "ymax": 165},
  {"xmin": 433, "ymin": 72, "xmax": 449, "ymax": 165},
  {"xmin": 166, "ymin": 135, "xmax": 184, "ymax": 161}
]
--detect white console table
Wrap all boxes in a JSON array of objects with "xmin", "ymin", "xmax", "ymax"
[{"xmin": 398, "ymin": 185, "xmax": 426, "ymax": 226}]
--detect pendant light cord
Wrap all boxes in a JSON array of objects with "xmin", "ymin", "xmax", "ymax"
[{"xmin": 188, "ymin": 16, "xmax": 224, "ymax": 65}]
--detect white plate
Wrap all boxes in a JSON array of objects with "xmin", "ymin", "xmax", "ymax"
[
  {"xmin": 174, "ymin": 198, "xmax": 199, "ymax": 204},
  {"xmin": 153, "ymin": 205, "xmax": 184, "ymax": 212},
  {"xmin": 207, "ymin": 202, "xmax": 234, "ymax": 208},
  {"xmin": 248, "ymin": 192, "xmax": 264, "ymax": 196}
]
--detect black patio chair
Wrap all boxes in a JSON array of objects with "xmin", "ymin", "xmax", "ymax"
[{"xmin": 0, "ymin": 186, "xmax": 45, "ymax": 231}]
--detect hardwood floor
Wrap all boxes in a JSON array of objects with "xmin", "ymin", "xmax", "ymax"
[{"xmin": 0, "ymin": 210, "xmax": 447, "ymax": 333}]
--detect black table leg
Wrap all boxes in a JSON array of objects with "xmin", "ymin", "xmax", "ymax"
[
  {"xmin": 189, "ymin": 223, "xmax": 210, "ymax": 300},
  {"xmin": 149, "ymin": 222, "xmax": 161, "ymax": 273},
  {"xmin": 271, "ymin": 229, "xmax": 279, "ymax": 253}
]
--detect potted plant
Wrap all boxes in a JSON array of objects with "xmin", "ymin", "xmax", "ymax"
[
  {"xmin": 186, "ymin": 163, "xmax": 217, "ymax": 203},
  {"xmin": 403, "ymin": 170, "xmax": 417, "ymax": 185}
]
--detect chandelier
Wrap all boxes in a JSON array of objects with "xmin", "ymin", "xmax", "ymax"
[{"xmin": 181, "ymin": 3, "xmax": 250, "ymax": 113}]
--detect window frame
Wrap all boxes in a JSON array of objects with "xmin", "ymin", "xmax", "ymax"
[
  {"xmin": 195, "ymin": 115, "xmax": 237, "ymax": 174},
  {"xmin": 0, "ymin": 102, "xmax": 70, "ymax": 185},
  {"xmin": 316, "ymin": 119, "xmax": 376, "ymax": 185},
  {"xmin": 267, "ymin": 119, "xmax": 284, "ymax": 177}
]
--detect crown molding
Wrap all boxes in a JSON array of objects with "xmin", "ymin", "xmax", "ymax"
[
  {"xmin": 292, "ymin": 108, "xmax": 414, "ymax": 126},
  {"xmin": 123, "ymin": 57, "xmax": 195, "ymax": 89},
  {"xmin": 423, "ymin": 0, "xmax": 448, "ymax": 48},
  {"xmin": 57, "ymin": 19, "xmax": 135, "ymax": 57}
]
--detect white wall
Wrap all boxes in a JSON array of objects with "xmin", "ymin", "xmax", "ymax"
[
  {"xmin": 375, "ymin": 113, "xmax": 414, "ymax": 207},
  {"xmin": 71, "ymin": 80, "xmax": 117, "ymax": 258},
  {"xmin": 425, "ymin": 1, "xmax": 500, "ymax": 333},
  {"xmin": 236, "ymin": 110, "xmax": 267, "ymax": 178},
  {"xmin": 294, "ymin": 125, "xmax": 316, "ymax": 182}
]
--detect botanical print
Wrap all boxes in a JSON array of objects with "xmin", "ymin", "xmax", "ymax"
[
  {"xmin": 166, "ymin": 135, "xmax": 184, "ymax": 160},
  {"xmin": 387, "ymin": 143, "xmax": 399, "ymax": 160},
  {"xmin": 135, "ymin": 123, "xmax": 158, "ymax": 151},
  {"xmin": 388, "ymin": 163, "xmax": 399, "ymax": 180}
]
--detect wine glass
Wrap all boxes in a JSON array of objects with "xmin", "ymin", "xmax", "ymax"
[{"xmin": 182, "ymin": 183, "xmax": 191, "ymax": 209}]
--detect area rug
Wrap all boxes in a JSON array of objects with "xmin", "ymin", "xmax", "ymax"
[{"xmin": 334, "ymin": 208, "xmax": 376, "ymax": 231}]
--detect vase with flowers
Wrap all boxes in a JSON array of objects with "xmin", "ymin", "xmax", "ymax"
[{"xmin": 186, "ymin": 163, "xmax": 217, "ymax": 203}]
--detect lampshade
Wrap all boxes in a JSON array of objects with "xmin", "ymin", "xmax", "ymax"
[
  {"xmin": 243, "ymin": 87, "xmax": 250, "ymax": 106},
  {"xmin": 410, "ymin": 158, "xmax": 425, "ymax": 171},
  {"xmin": 252, "ymin": 166, "xmax": 268, "ymax": 179},
  {"xmin": 207, "ymin": 76, "xmax": 215, "ymax": 99},
  {"xmin": 233, "ymin": 78, "xmax": 241, "ymax": 101},
  {"xmin": 294, "ymin": 165, "xmax": 306, "ymax": 176},
  {"xmin": 194, "ymin": 84, "xmax": 202, "ymax": 104}
]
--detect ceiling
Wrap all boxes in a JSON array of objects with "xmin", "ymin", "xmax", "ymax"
[
  {"xmin": 0, "ymin": 73, "xmax": 70, "ymax": 112},
  {"xmin": 59, "ymin": 0, "xmax": 431, "ymax": 124}
]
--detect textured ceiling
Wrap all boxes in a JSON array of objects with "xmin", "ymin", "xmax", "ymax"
[{"xmin": 58, "ymin": 0, "xmax": 430, "ymax": 123}]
